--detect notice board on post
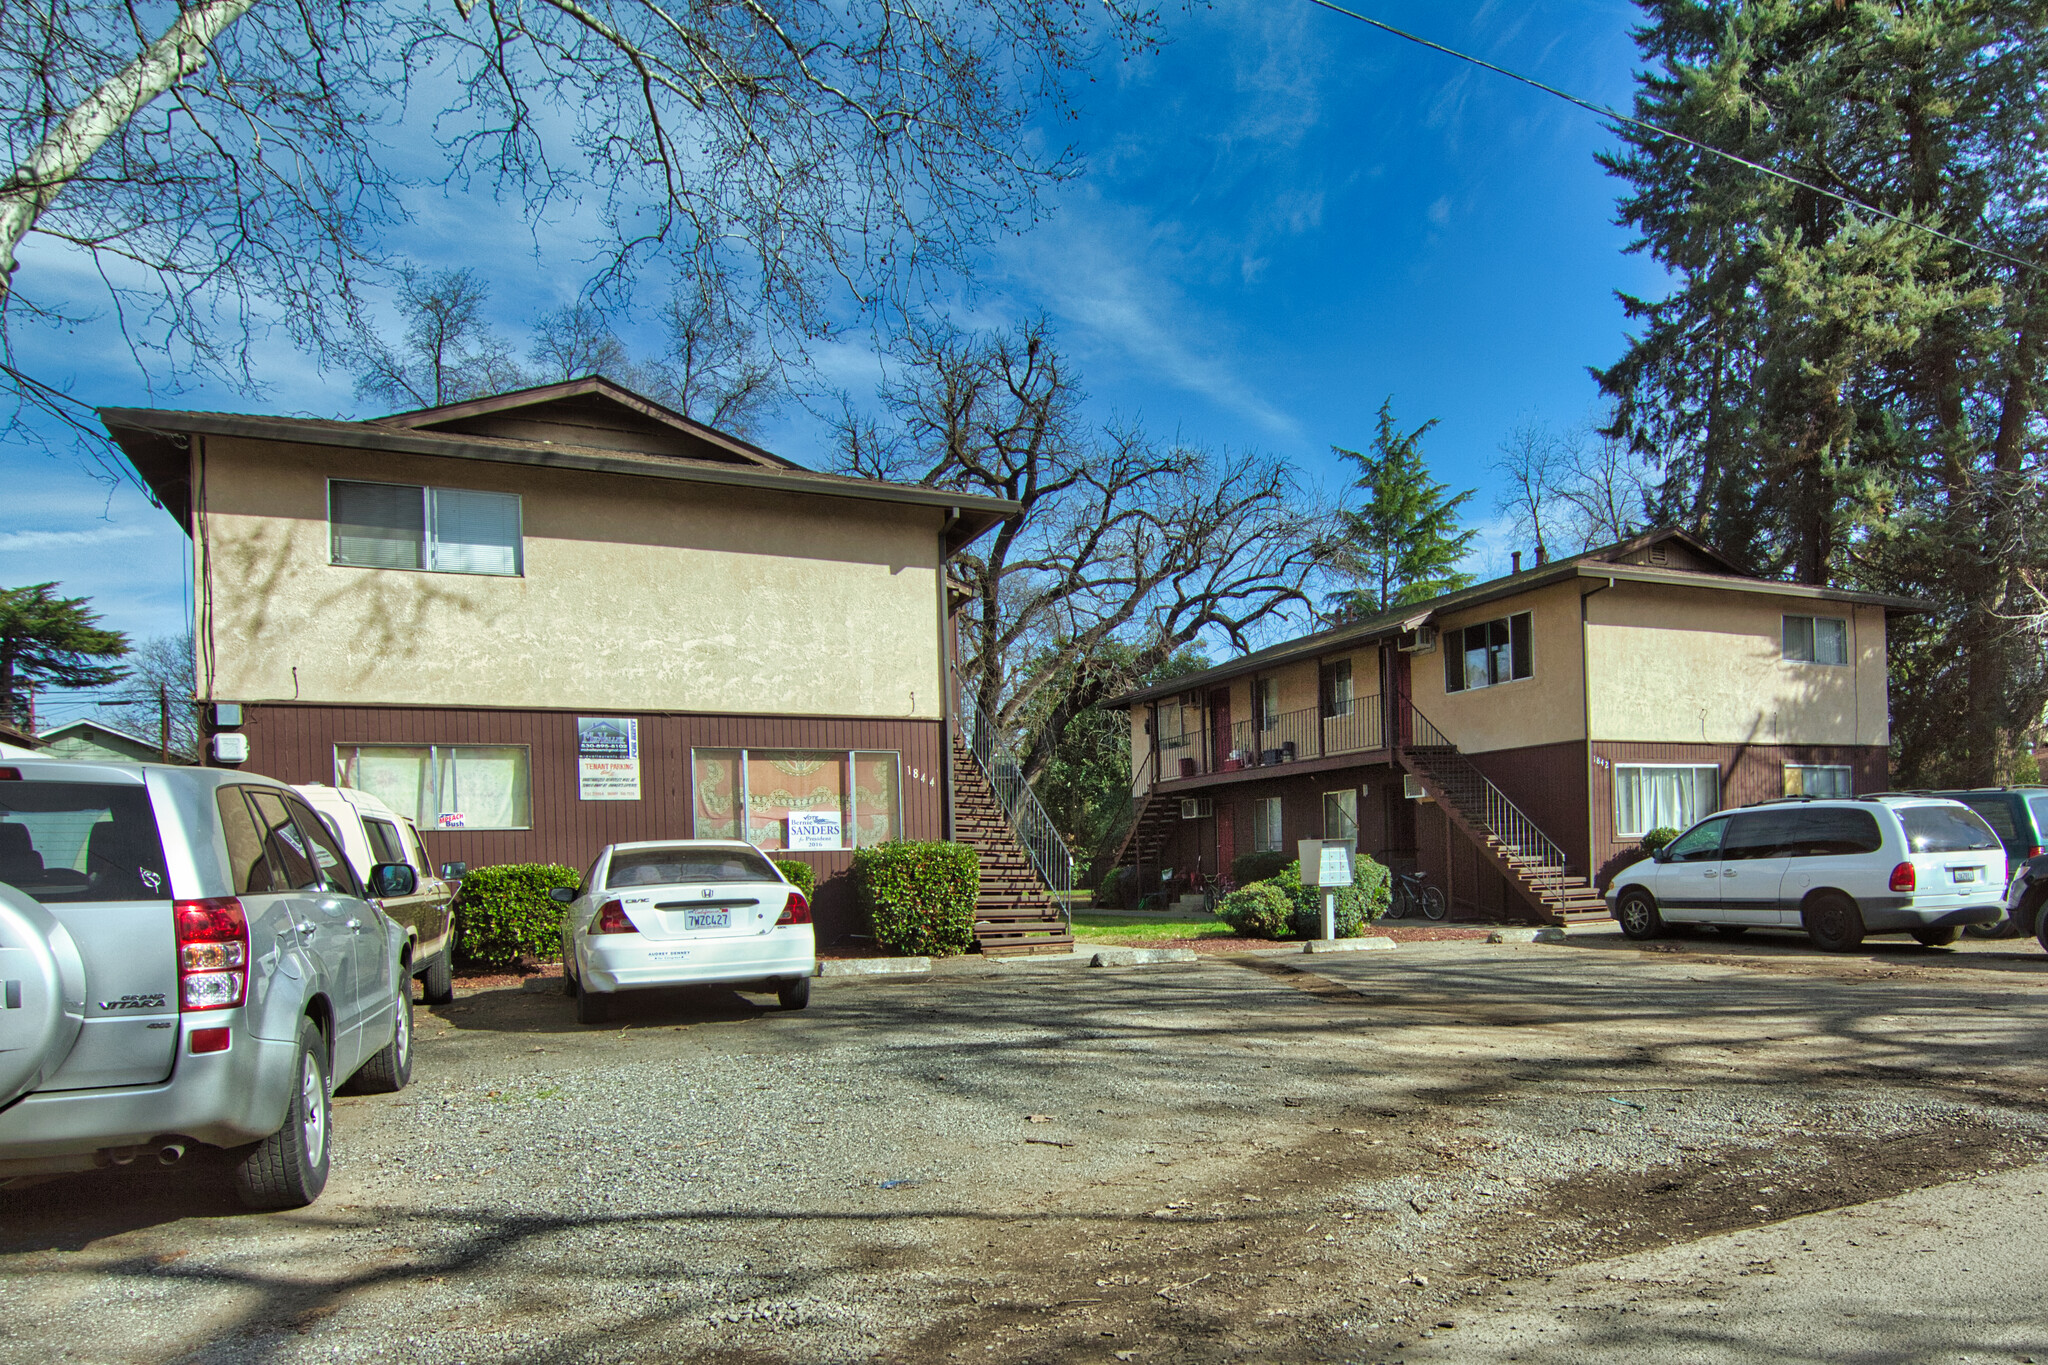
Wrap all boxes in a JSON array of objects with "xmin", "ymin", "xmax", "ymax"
[{"xmin": 576, "ymin": 717, "xmax": 641, "ymax": 801}]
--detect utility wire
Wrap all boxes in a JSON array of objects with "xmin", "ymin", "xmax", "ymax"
[{"xmin": 1302, "ymin": 0, "xmax": 2048, "ymax": 279}]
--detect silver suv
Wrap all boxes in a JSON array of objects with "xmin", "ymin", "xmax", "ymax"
[
  {"xmin": 0, "ymin": 758, "xmax": 416, "ymax": 1207},
  {"xmin": 1607, "ymin": 795, "xmax": 2007, "ymax": 950}
]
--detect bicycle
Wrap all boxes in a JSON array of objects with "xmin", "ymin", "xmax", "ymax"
[{"xmin": 1387, "ymin": 868, "xmax": 1447, "ymax": 921}]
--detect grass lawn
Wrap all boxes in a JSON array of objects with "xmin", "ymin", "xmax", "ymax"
[{"xmin": 1069, "ymin": 913, "xmax": 1235, "ymax": 942}]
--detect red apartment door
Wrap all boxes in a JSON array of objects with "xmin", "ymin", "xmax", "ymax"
[
  {"xmin": 1216, "ymin": 804, "xmax": 1236, "ymax": 880},
  {"xmin": 1209, "ymin": 688, "xmax": 1232, "ymax": 766}
]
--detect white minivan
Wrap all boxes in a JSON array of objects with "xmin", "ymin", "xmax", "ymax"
[{"xmin": 1606, "ymin": 796, "xmax": 2007, "ymax": 950}]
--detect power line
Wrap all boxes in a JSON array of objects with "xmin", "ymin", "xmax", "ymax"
[{"xmin": 1301, "ymin": 0, "xmax": 2048, "ymax": 279}]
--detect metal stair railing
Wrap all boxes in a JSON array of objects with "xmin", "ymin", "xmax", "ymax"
[
  {"xmin": 1403, "ymin": 702, "xmax": 1571, "ymax": 878},
  {"xmin": 953, "ymin": 671, "xmax": 1076, "ymax": 923}
]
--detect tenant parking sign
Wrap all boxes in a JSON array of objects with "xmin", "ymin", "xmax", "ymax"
[{"xmin": 576, "ymin": 717, "xmax": 641, "ymax": 801}]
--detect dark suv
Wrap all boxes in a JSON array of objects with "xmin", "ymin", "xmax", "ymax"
[{"xmin": 1925, "ymin": 788, "xmax": 2048, "ymax": 935}]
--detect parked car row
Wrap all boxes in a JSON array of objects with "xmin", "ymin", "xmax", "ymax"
[
  {"xmin": 0, "ymin": 754, "xmax": 819, "ymax": 1210},
  {"xmin": 1607, "ymin": 793, "xmax": 2009, "ymax": 950}
]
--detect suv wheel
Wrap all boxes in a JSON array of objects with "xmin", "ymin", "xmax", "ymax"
[
  {"xmin": 1803, "ymin": 893, "xmax": 1865, "ymax": 952},
  {"xmin": 348, "ymin": 989, "xmax": 413, "ymax": 1094},
  {"xmin": 1616, "ymin": 890, "xmax": 1664, "ymax": 940},
  {"xmin": 420, "ymin": 950, "xmax": 456, "ymax": 1006},
  {"xmin": 234, "ymin": 1020, "xmax": 332, "ymax": 1209}
]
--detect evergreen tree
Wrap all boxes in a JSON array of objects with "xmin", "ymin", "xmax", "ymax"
[
  {"xmin": 1325, "ymin": 400, "xmax": 1478, "ymax": 617},
  {"xmin": 1598, "ymin": 0, "xmax": 2048, "ymax": 786},
  {"xmin": 0, "ymin": 584, "xmax": 129, "ymax": 728}
]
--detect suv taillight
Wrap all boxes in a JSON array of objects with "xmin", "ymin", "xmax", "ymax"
[
  {"xmin": 592, "ymin": 899, "xmax": 635, "ymax": 934},
  {"xmin": 777, "ymin": 890, "xmax": 811, "ymax": 926},
  {"xmin": 1889, "ymin": 862, "xmax": 1917, "ymax": 893},
  {"xmin": 175, "ymin": 896, "xmax": 248, "ymax": 1011}
]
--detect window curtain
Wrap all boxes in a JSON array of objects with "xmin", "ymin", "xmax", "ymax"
[
  {"xmin": 1253, "ymin": 797, "xmax": 1282, "ymax": 852},
  {"xmin": 429, "ymin": 488, "xmax": 522, "ymax": 575},
  {"xmin": 853, "ymin": 752, "xmax": 900, "ymax": 845},
  {"xmin": 692, "ymin": 749, "xmax": 743, "ymax": 839},
  {"xmin": 340, "ymin": 746, "xmax": 434, "ymax": 826},
  {"xmin": 1785, "ymin": 765, "xmax": 1851, "ymax": 798},
  {"xmin": 744, "ymin": 751, "xmax": 846, "ymax": 851},
  {"xmin": 435, "ymin": 746, "xmax": 530, "ymax": 829},
  {"xmin": 331, "ymin": 482, "xmax": 423, "ymax": 569},
  {"xmin": 1323, "ymin": 790, "xmax": 1358, "ymax": 841},
  {"xmin": 1614, "ymin": 766, "xmax": 1718, "ymax": 836}
]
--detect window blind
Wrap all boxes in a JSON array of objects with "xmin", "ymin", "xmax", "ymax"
[
  {"xmin": 429, "ymin": 488, "xmax": 523, "ymax": 575},
  {"xmin": 331, "ymin": 481, "xmax": 424, "ymax": 569}
]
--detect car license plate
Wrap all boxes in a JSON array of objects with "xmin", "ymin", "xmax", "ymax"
[
  {"xmin": 685, "ymin": 910, "xmax": 730, "ymax": 930},
  {"xmin": 1952, "ymin": 867, "xmax": 1979, "ymax": 884}
]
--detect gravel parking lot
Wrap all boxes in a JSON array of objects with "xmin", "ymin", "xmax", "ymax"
[{"xmin": 3, "ymin": 929, "xmax": 2047, "ymax": 1363}]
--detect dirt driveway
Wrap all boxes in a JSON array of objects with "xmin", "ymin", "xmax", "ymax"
[{"xmin": 3, "ymin": 929, "xmax": 2047, "ymax": 1364}]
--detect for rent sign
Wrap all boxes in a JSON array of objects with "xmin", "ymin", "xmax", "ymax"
[{"xmin": 577, "ymin": 717, "xmax": 641, "ymax": 801}]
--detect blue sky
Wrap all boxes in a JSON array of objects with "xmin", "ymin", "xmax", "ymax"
[{"xmin": 4, "ymin": 0, "xmax": 1665, "ymax": 727}]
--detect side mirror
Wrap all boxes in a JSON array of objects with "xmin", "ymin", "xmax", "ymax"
[
  {"xmin": 1650, "ymin": 847, "xmax": 1671, "ymax": 863},
  {"xmin": 370, "ymin": 862, "xmax": 418, "ymax": 898},
  {"xmin": 439, "ymin": 862, "xmax": 467, "ymax": 880},
  {"xmin": 547, "ymin": 885, "xmax": 578, "ymax": 903}
]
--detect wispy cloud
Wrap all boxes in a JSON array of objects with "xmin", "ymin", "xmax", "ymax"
[{"xmin": 0, "ymin": 523, "xmax": 153, "ymax": 552}]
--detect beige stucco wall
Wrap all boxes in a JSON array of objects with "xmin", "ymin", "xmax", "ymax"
[
  {"xmin": 1586, "ymin": 583, "xmax": 1888, "ymax": 746},
  {"xmin": 193, "ymin": 436, "xmax": 947, "ymax": 717},
  {"xmin": 1415, "ymin": 580, "xmax": 1588, "ymax": 753}
]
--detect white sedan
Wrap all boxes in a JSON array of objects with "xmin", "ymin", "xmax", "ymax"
[{"xmin": 553, "ymin": 841, "xmax": 815, "ymax": 1023}]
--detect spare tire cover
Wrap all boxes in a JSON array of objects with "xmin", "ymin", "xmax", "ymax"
[{"xmin": 0, "ymin": 881, "xmax": 87, "ymax": 1108}]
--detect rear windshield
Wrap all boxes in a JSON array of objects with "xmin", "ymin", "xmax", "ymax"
[
  {"xmin": 1900, "ymin": 805, "xmax": 2002, "ymax": 854},
  {"xmin": 607, "ymin": 847, "xmax": 781, "ymax": 887},
  {"xmin": 1956, "ymin": 795, "xmax": 2019, "ymax": 844},
  {"xmin": 0, "ymin": 782, "xmax": 169, "ymax": 903}
]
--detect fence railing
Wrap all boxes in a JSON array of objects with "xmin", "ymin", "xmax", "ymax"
[
  {"xmin": 1404, "ymin": 702, "xmax": 1569, "ymax": 874},
  {"xmin": 1150, "ymin": 695, "xmax": 1389, "ymax": 782},
  {"xmin": 953, "ymin": 672, "xmax": 1076, "ymax": 920}
]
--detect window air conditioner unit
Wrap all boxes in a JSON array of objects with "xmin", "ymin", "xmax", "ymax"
[
  {"xmin": 1179, "ymin": 797, "xmax": 1214, "ymax": 820},
  {"xmin": 1396, "ymin": 625, "xmax": 1437, "ymax": 654},
  {"xmin": 1402, "ymin": 774, "xmax": 1428, "ymax": 801}
]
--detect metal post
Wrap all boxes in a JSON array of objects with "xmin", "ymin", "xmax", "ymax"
[
  {"xmin": 158, "ymin": 683, "xmax": 170, "ymax": 764},
  {"xmin": 1322, "ymin": 888, "xmax": 1336, "ymax": 941}
]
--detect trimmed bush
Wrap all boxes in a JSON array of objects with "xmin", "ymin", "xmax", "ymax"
[
  {"xmin": 452, "ymin": 863, "xmax": 581, "ymax": 968},
  {"xmin": 1231, "ymin": 849, "xmax": 1293, "ymax": 886},
  {"xmin": 773, "ymin": 858, "xmax": 817, "ymax": 901},
  {"xmin": 1641, "ymin": 826, "xmax": 1681, "ymax": 853},
  {"xmin": 1272, "ymin": 859, "xmax": 1389, "ymax": 939},
  {"xmin": 854, "ymin": 841, "xmax": 980, "ymax": 957},
  {"xmin": 1217, "ymin": 881, "xmax": 1293, "ymax": 939}
]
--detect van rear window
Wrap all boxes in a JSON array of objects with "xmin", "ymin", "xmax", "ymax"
[
  {"xmin": 1900, "ymin": 806, "xmax": 2002, "ymax": 854},
  {"xmin": 607, "ymin": 847, "xmax": 779, "ymax": 887},
  {"xmin": 0, "ymin": 783, "xmax": 169, "ymax": 903}
]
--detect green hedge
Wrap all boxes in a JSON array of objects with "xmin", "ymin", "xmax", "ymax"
[
  {"xmin": 452, "ymin": 863, "xmax": 581, "ymax": 968},
  {"xmin": 773, "ymin": 858, "xmax": 817, "ymax": 900},
  {"xmin": 1231, "ymin": 849, "xmax": 1293, "ymax": 886},
  {"xmin": 1217, "ymin": 881, "xmax": 1293, "ymax": 938},
  {"xmin": 1641, "ymin": 826, "xmax": 1681, "ymax": 853},
  {"xmin": 1272, "ymin": 859, "xmax": 1389, "ymax": 939},
  {"xmin": 853, "ymin": 841, "xmax": 980, "ymax": 957}
]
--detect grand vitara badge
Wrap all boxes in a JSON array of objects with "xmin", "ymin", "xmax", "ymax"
[{"xmin": 97, "ymin": 993, "xmax": 168, "ymax": 1011}]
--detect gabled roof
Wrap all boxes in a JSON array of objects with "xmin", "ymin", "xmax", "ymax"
[
  {"xmin": 1107, "ymin": 527, "xmax": 1928, "ymax": 708},
  {"xmin": 371, "ymin": 375, "xmax": 801, "ymax": 470},
  {"xmin": 100, "ymin": 380, "xmax": 1019, "ymax": 556},
  {"xmin": 38, "ymin": 719, "xmax": 163, "ymax": 751}
]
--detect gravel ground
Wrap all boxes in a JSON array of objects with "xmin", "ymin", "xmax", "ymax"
[{"xmin": 1, "ymin": 928, "xmax": 2045, "ymax": 1363}]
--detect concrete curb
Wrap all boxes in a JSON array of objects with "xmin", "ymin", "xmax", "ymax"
[
  {"xmin": 1303, "ymin": 935, "xmax": 1397, "ymax": 954},
  {"xmin": 816, "ymin": 956, "xmax": 932, "ymax": 977},
  {"xmin": 1487, "ymin": 927, "xmax": 1570, "ymax": 944},
  {"xmin": 1088, "ymin": 946, "xmax": 1201, "ymax": 967}
]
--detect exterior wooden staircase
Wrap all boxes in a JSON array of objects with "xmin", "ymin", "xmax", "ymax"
[
  {"xmin": 951, "ymin": 737, "xmax": 1075, "ymax": 955},
  {"xmin": 1398, "ymin": 706, "xmax": 1609, "ymax": 925},
  {"xmin": 1107, "ymin": 784, "xmax": 1174, "ymax": 896}
]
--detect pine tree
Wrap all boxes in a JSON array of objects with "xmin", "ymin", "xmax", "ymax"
[
  {"xmin": 1597, "ymin": 0, "xmax": 2048, "ymax": 786},
  {"xmin": 1325, "ymin": 400, "xmax": 1478, "ymax": 617},
  {"xmin": 0, "ymin": 584, "xmax": 129, "ymax": 728}
]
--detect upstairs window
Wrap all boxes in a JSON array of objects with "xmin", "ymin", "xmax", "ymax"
[
  {"xmin": 1444, "ymin": 612, "xmax": 1533, "ymax": 692},
  {"xmin": 1319, "ymin": 659, "xmax": 1354, "ymax": 718},
  {"xmin": 1783, "ymin": 614, "xmax": 1848, "ymax": 665},
  {"xmin": 330, "ymin": 479, "xmax": 523, "ymax": 576}
]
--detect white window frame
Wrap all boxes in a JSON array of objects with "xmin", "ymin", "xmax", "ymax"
[
  {"xmin": 1785, "ymin": 764, "xmax": 1853, "ymax": 798},
  {"xmin": 1613, "ymin": 762, "xmax": 1720, "ymax": 839},
  {"xmin": 1252, "ymin": 796, "xmax": 1283, "ymax": 853},
  {"xmin": 328, "ymin": 479, "xmax": 525, "ymax": 577},
  {"xmin": 1782, "ymin": 614, "xmax": 1849, "ymax": 666},
  {"xmin": 1322, "ymin": 788, "xmax": 1358, "ymax": 842},
  {"xmin": 688, "ymin": 748, "xmax": 904, "ymax": 851},
  {"xmin": 333, "ymin": 743, "xmax": 533, "ymax": 830}
]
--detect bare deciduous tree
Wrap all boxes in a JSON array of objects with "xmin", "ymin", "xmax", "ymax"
[
  {"xmin": 837, "ymin": 321, "xmax": 1324, "ymax": 777},
  {"xmin": 1, "ymin": 0, "xmax": 1158, "ymax": 469},
  {"xmin": 1491, "ymin": 414, "xmax": 1656, "ymax": 558},
  {"xmin": 350, "ymin": 268, "xmax": 528, "ymax": 410}
]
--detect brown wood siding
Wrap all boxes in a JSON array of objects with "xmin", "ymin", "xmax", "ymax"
[
  {"xmin": 233, "ymin": 703, "xmax": 944, "ymax": 943},
  {"xmin": 1590, "ymin": 740, "xmax": 1888, "ymax": 889},
  {"xmin": 1467, "ymin": 741, "xmax": 1593, "ymax": 876}
]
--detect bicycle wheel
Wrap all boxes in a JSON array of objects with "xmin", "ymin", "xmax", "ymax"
[
  {"xmin": 1420, "ymin": 886, "xmax": 1448, "ymax": 921},
  {"xmin": 1385, "ymin": 883, "xmax": 1411, "ymax": 919}
]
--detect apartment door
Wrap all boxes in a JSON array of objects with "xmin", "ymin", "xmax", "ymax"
[
  {"xmin": 1216, "ymin": 804, "xmax": 1236, "ymax": 877},
  {"xmin": 1209, "ymin": 688, "xmax": 1232, "ymax": 765}
]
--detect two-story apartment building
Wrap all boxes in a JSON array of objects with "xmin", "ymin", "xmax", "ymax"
[
  {"xmin": 1109, "ymin": 530, "xmax": 1919, "ymax": 922},
  {"xmin": 102, "ymin": 378, "xmax": 1068, "ymax": 948}
]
